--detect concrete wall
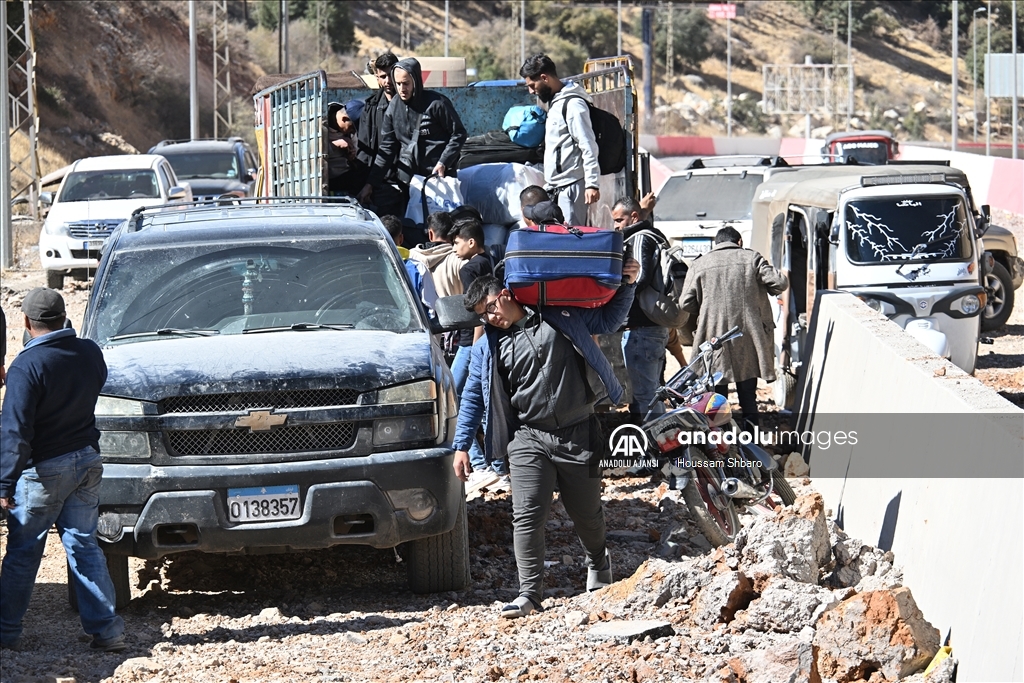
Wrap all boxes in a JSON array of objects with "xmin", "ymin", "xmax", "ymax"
[{"xmin": 794, "ymin": 292, "xmax": 1023, "ymax": 682}]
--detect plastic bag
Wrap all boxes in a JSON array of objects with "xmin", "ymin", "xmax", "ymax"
[
  {"xmin": 458, "ymin": 163, "xmax": 545, "ymax": 225},
  {"xmin": 406, "ymin": 174, "xmax": 463, "ymax": 225}
]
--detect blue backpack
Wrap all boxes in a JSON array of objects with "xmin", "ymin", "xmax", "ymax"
[{"xmin": 502, "ymin": 105, "xmax": 546, "ymax": 148}]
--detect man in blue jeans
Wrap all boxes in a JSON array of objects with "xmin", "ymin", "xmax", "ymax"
[{"xmin": 0, "ymin": 288, "xmax": 126, "ymax": 652}]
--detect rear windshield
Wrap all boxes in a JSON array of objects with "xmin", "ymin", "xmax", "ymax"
[
  {"xmin": 654, "ymin": 173, "xmax": 763, "ymax": 221},
  {"xmin": 163, "ymin": 152, "xmax": 240, "ymax": 180},
  {"xmin": 833, "ymin": 141, "xmax": 889, "ymax": 165},
  {"xmin": 59, "ymin": 170, "xmax": 159, "ymax": 202},
  {"xmin": 90, "ymin": 240, "xmax": 421, "ymax": 345},
  {"xmin": 844, "ymin": 196, "xmax": 973, "ymax": 264}
]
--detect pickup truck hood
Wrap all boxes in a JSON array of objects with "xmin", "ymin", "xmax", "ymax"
[{"xmin": 100, "ymin": 330, "xmax": 435, "ymax": 401}]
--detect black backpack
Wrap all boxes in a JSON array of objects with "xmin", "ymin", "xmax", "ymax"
[{"xmin": 561, "ymin": 96, "xmax": 627, "ymax": 175}]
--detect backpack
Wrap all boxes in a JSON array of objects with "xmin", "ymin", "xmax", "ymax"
[
  {"xmin": 627, "ymin": 230, "xmax": 690, "ymax": 328},
  {"xmin": 561, "ymin": 96, "xmax": 627, "ymax": 175},
  {"xmin": 502, "ymin": 105, "xmax": 547, "ymax": 148}
]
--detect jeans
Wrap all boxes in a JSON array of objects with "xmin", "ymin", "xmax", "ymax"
[
  {"xmin": 0, "ymin": 446, "xmax": 124, "ymax": 646},
  {"xmin": 452, "ymin": 345, "xmax": 504, "ymax": 475},
  {"xmin": 622, "ymin": 326, "xmax": 671, "ymax": 417}
]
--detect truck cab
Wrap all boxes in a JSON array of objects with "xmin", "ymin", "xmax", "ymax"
[
  {"xmin": 750, "ymin": 165, "xmax": 986, "ymax": 407},
  {"xmin": 821, "ymin": 130, "xmax": 898, "ymax": 165}
]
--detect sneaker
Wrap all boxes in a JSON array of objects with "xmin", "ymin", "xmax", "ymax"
[
  {"xmin": 90, "ymin": 634, "xmax": 127, "ymax": 653},
  {"xmin": 587, "ymin": 549, "xmax": 613, "ymax": 591},
  {"xmin": 0, "ymin": 638, "xmax": 23, "ymax": 652},
  {"xmin": 500, "ymin": 595, "xmax": 542, "ymax": 619},
  {"xmin": 489, "ymin": 474, "xmax": 511, "ymax": 493}
]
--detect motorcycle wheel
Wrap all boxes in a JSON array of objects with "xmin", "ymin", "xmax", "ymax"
[
  {"xmin": 682, "ymin": 467, "xmax": 741, "ymax": 547},
  {"xmin": 771, "ymin": 473, "xmax": 797, "ymax": 506}
]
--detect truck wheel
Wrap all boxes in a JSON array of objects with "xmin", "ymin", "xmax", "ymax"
[
  {"xmin": 982, "ymin": 262, "xmax": 1014, "ymax": 331},
  {"xmin": 406, "ymin": 496, "xmax": 470, "ymax": 594},
  {"xmin": 46, "ymin": 270, "xmax": 64, "ymax": 289},
  {"xmin": 70, "ymin": 552, "xmax": 131, "ymax": 610}
]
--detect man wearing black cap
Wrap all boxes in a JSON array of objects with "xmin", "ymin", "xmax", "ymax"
[{"xmin": 0, "ymin": 288, "xmax": 125, "ymax": 653}]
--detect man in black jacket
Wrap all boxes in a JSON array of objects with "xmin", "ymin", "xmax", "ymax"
[
  {"xmin": 0, "ymin": 289, "xmax": 125, "ymax": 652},
  {"xmin": 356, "ymin": 52, "xmax": 399, "ymax": 172},
  {"xmin": 358, "ymin": 58, "xmax": 467, "ymax": 218}
]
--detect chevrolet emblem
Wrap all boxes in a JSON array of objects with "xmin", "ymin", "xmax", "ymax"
[{"xmin": 234, "ymin": 409, "xmax": 287, "ymax": 432}]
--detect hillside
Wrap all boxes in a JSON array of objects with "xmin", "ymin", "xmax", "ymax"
[{"xmin": 22, "ymin": 0, "xmax": 1010, "ymax": 182}]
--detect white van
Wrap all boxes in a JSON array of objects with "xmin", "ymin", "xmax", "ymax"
[{"xmin": 39, "ymin": 154, "xmax": 191, "ymax": 288}]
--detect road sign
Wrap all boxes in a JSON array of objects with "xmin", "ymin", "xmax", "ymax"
[{"xmin": 707, "ymin": 3, "xmax": 737, "ymax": 20}]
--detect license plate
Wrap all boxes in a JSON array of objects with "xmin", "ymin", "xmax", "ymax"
[
  {"xmin": 84, "ymin": 240, "xmax": 105, "ymax": 251},
  {"xmin": 681, "ymin": 238, "xmax": 713, "ymax": 256},
  {"xmin": 227, "ymin": 484, "xmax": 301, "ymax": 523}
]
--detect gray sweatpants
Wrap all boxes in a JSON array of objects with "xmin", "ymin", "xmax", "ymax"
[
  {"xmin": 507, "ymin": 418, "xmax": 607, "ymax": 604},
  {"xmin": 550, "ymin": 178, "xmax": 590, "ymax": 227}
]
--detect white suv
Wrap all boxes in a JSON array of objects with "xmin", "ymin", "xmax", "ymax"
[
  {"xmin": 653, "ymin": 156, "xmax": 789, "ymax": 261},
  {"xmin": 39, "ymin": 154, "xmax": 191, "ymax": 288}
]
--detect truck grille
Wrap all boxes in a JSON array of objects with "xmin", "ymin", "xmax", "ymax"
[
  {"xmin": 67, "ymin": 220, "xmax": 122, "ymax": 239},
  {"xmin": 162, "ymin": 388, "xmax": 360, "ymax": 413},
  {"xmin": 166, "ymin": 422, "xmax": 356, "ymax": 456}
]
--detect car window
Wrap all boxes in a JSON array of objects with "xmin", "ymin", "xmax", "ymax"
[
  {"xmin": 158, "ymin": 164, "xmax": 173, "ymax": 192},
  {"xmin": 90, "ymin": 240, "xmax": 421, "ymax": 345},
  {"xmin": 844, "ymin": 196, "xmax": 973, "ymax": 264},
  {"xmin": 654, "ymin": 173, "xmax": 764, "ymax": 221},
  {"xmin": 58, "ymin": 170, "xmax": 160, "ymax": 202},
  {"xmin": 164, "ymin": 152, "xmax": 241, "ymax": 180},
  {"xmin": 834, "ymin": 141, "xmax": 889, "ymax": 165}
]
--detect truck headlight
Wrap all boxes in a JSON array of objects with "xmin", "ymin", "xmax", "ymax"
[
  {"xmin": 98, "ymin": 431, "xmax": 152, "ymax": 459},
  {"xmin": 43, "ymin": 220, "xmax": 68, "ymax": 235},
  {"xmin": 373, "ymin": 415, "xmax": 438, "ymax": 445},
  {"xmin": 95, "ymin": 396, "xmax": 150, "ymax": 416},
  {"xmin": 376, "ymin": 380, "xmax": 437, "ymax": 404},
  {"xmin": 958, "ymin": 294, "xmax": 981, "ymax": 315}
]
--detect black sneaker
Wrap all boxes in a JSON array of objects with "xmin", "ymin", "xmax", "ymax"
[
  {"xmin": 0, "ymin": 638, "xmax": 23, "ymax": 652},
  {"xmin": 90, "ymin": 635, "xmax": 127, "ymax": 653}
]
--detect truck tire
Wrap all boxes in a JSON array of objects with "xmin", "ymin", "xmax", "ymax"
[
  {"xmin": 406, "ymin": 496, "xmax": 470, "ymax": 594},
  {"xmin": 46, "ymin": 270, "xmax": 64, "ymax": 290},
  {"xmin": 982, "ymin": 261, "xmax": 1014, "ymax": 331},
  {"xmin": 67, "ymin": 551, "xmax": 131, "ymax": 611}
]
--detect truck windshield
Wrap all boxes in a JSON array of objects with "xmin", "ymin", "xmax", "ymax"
[
  {"xmin": 833, "ymin": 141, "xmax": 889, "ymax": 165},
  {"xmin": 59, "ymin": 170, "xmax": 159, "ymax": 202},
  {"xmin": 654, "ymin": 173, "xmax": 763, "ymax": 221},
  {"xmin": 90, "ymin": 241, "xmax": 421, "ymax": 345},
  {"xmin": 163, "ymin": 153, "xmax": 240, "ymax": 180},
  {"xmin": 844, "ymin": 196, "xmax": 973, "ymax": 264}
]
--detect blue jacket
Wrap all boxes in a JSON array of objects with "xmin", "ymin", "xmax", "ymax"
[
  {"xmin": 0, "ymin": 329, "xmax": 107, "ymax": 497},
  {"xmin": 452, "ymin": 283, "xmax": 635, "ymax": 460}
]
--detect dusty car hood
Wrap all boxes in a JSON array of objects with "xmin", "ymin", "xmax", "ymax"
[
  {"xmin": 100, "ymin": 330, "xmax": 436, "ymax": 401},
  {"xmin": 185, "ymin": 179, "xmax": 250, "ymax": 196}
]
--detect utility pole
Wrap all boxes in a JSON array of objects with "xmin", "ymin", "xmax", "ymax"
[
  {"xmin": 401, "ymin": 0, "xmax": 410, "ymax": 53},
  {"xmin": 727, "ymin": 15, "xmax": 732, "ymax": 137},
  {"xmin": 987, "ymin": 0, "xmax": 992, "ymax": 155},
  {"xmin": 642, "ymin": 8, "xmax": 652, "ymax": 130},
  {"xmin": 1, "ymin": 2, "xmax": 12, "ymax": 269},
  {"xmin": 666, "ymin": 4, "xmax": 673, "ymax": 88},
  {"xmin": 974, "ymin": 7, "xmax": 985, "ymax": 141},
  {"xmin": 848, "ymin": 0, "xmax": 853, "ymax": 130},
  {"xmin": 1013, "ymin": 0, "xmax": 1018, "ymax": 159},
  {"xmin": 520, "ymin": 0, "xmax": 526, "ymax": 68},
  {"xmin": 617, "ymin": 0, "xmax": 622, "ymax": 56},
  {"xmin": 3, "ymin": 0, "xmax": 39, "ymax": 250},
  {"xmin": 189, "ymin": 0, "xmax": 199, "ymax": 140},
  {"xmin": 952, "ymin": 0, "xmax": 958, "ymax": 151},
  {"xmin": 213, "ymin": 0, "xmax": 232, "ymax": 138},
  {"xmin": 281, "ymin": 0, "xmax": 289, "ymax": 72},
  {"xmin": 444, "ymin": 0, "xmax": 449, "ymax": 58}
]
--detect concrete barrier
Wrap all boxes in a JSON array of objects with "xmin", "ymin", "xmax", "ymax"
[{"xmin": 793, "ymin": 291, "xmax": 1023, "ymax": 682}]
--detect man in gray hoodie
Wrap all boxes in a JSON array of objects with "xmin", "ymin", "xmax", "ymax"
[
  {"xmin": 359, "ymin": 58, "xmax": 467, "ymax": 219},
  {"xmin": 519, "ymin": 54, "xmax": 601, "ymax": 226}
]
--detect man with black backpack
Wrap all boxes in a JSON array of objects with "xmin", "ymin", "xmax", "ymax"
[
  {"xmin": 520, "ymin": 54, "xmax": 600, "ymax": 226},
  {"xmin": 613, "ymin": 196, "xmax": 690, "ymax": 418}
]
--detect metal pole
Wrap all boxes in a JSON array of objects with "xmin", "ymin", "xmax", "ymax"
[
  {"xmin": 520, "ymin": 0, "xmax": 525, "ymax": 67},
  {"xmin": 974, "ymin": 8, "xmax": 980, "ymax": 141},
  {"xmin": 1013, "ymin": 0, "xmax": 1018, "ymax": 158},
  {"xmin": 848, "ymin": 0, "xmax": 853, "ymax": 130},
  {"xmin": 189, "ymin": 0, "xmax": 199, "ymax": 140},
  {"xmin": 617, "ymin": 0, "xmax": 622, "ymax": 56},
  {"xmin": 444, "ymin": 0, "xmax": 449, "ymax": 57},
  {"xmin": 666, "ymin": 4, "xmax": 673, "ymax": 88},
  {"xmin": 987, "ymin": 0, "xmax": 992, "ymax": 155},
  {"xmin": 0, "ymin": 1, "xmax": 12, "ymax": 270},
  {"xmin": 952, "ymin": 0, "xmax": 958, "ymax": 151},
  {"xmin": 282, "ymin": 0, "xmax": 289, "ymax": 73},
  {"xmin": 727, "ymin": 17, "xmax": 732, "ymax": 137},
  {"xmin": 642, "ymin": 8, "xmax": 653, "ymax": 130}
]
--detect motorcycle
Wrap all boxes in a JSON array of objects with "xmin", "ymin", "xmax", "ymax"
[{"xmin": 641, "ymin": 326, "xmax": 796, "ymax": 546}]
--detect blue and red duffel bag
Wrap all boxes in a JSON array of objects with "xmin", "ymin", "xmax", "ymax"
[{"xmin": 504, "ymin": 223, "xmax": 624, "ymax": 308}]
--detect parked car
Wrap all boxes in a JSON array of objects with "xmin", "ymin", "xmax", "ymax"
[
  {"xmin": 148, "ymin": 138, "xmax": 257, "ymax": 202},
  {"xmin": 79, "ymin": 198, "xmax": 470, "ymax": 607},
  {"xmin": 38, "ymin": 154, "xmax": 191, "ymax": 289},
  {"xmin": 653, "ymin": 156, "xmax": 790, "ymax": 261},
  {"xmin": 978, "ymin": 223, "xmax": 1023, "ymax": 330}
]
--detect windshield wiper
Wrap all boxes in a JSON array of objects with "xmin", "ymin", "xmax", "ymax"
[
  {"xmin": 108, "ymin": 328, "xmax": 220, "ymax": 341},
  {"xmin": 242, "ymin": 322, "xmax": 354, "ymax": 334}
]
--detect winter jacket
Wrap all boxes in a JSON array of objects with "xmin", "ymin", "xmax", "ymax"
[
  {"xmin": 680, "ymin": 242, "xmax": 788, "ymax": 383},
  {"xmin": 367, "ymin": 58, "xmax": 468, "ymax": 187},
  {"xmin": 356, "ymin": 88, "xmax": 391, "ymax": 170},
  {"xmin": 452, "ymin": 283, "xmax": 636, "ymax": 461},
  {"xmin": 407, "ymin": 242, "xmax": 466, "ymax": 298},
  {"xmin": 621, "ymin": 219, "xmax": 671, "ymax": 328},
  {"xmin": 0, "ymin": 328, "xmax": 107, "ymax": 498},
  {"xmin": 544, "ymin": 82, "xmax": 601, "ymax": 191}
]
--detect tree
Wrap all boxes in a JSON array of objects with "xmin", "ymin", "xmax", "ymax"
[
  {"xmin": 526, "ymin": 4, "xmax": 619, "ymax": 59},
  {"xmin": 254, "ymin": 0, "xmax": 357, "ymax": 55},
  {"xmin": 798, "ymin": 0, "xmax": 877, "ymax": 36},
  {"xmin": 643, "ymin": 9, "xmax": 713, "ymax": 71}
]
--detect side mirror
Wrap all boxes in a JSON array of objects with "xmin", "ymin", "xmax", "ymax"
[
  {"xmin": 976, "ymin": 204, "xmax": 992, "ymax": 238},
  {"xmin": 39, "ymin": 191, "xmax": 53, "ymax": 207},
  {"xmin": 829, "ymin": 221, "xmax": 840, "ymax": 245},
  {"xmin": 429, "ymin": 295, "xmax": 482, "ymax": 334},
  {"xmin": 245, "ymin": 169, "xmax": 257, "ymax": 183},
  {"xmin": 167, "ymin": 185, "xmax": 189, "ymax": 201}
]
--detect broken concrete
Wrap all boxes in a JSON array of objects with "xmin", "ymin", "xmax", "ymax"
[
  {"xmin": 586, "ymin": 619, "xmax": 675, "ymax": 643},
  {"xmin": 692, "ymin": 571, "xmax": 754, "ymax": 628},
  {"xmin": 814, "ymin": 587, "xmax": 940, "ymax": 682},
  {"xmin": 735, "ymin": 493, "xmax": 831, "ymax": 586},
  {"xmin": 734, "ymin": 577, "xmax": 842, "ymax": 633}
]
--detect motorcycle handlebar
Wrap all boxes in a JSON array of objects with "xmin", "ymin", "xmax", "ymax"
[{"xmin": 710, "ymin": 326, "xmax": 742, "ymax": 349}]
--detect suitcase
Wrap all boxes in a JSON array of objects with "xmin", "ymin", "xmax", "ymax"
[
  {"xmin": 457, "ymin": 131, "xmax": 544, "ymax": 169},
  {"xmin": 504, "ymin": 224, "xmax": 624, "ymax": 308}
]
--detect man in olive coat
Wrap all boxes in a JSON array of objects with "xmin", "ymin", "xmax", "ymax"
[{"xmin": 680, "ymin": 227, "xmax": 788, "ymax": 429}]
